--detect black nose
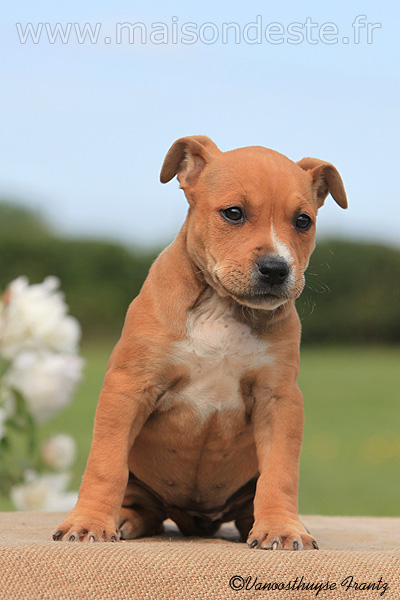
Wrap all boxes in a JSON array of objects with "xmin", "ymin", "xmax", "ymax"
[{"xmin": 257, "ymin": 257, "xmax": 289, "ymax": 286}]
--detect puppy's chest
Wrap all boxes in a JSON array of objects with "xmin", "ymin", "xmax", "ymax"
[{"xmin": 163, "ymin": 296, "xmax": 273, "ymax": 419}]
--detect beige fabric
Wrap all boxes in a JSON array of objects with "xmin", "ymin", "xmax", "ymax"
[{"xmin": 0, "ymin": 512, "xmax": 399, "ymax": 599}]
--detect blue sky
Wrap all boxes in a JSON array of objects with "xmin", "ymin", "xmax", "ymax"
[{"xmin": 1, "ymin": 1, "xmax": 399, "ymax": 247}]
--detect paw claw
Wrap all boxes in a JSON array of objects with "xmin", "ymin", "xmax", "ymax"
[
  {"xmin": 247, "ymin": 519, "xmax": 317, "ymax": 551},
  {"xmin": 54, "ymin": 513, "xmax": 118, "ymax": 543}
]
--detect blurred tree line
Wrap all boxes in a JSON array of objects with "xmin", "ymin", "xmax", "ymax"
[{"xmin": 0, "ymin": 202, "xmax": 399, "ymax": 344}]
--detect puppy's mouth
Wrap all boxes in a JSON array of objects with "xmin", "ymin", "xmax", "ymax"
[
  {"xmin": 214, "ymin": 276, "xmax": 291, "ymax": 310},
  {"xmin": 214, "ymin": 273, "xmax": 304, "ymax": 311},
  {"xmin": 209, "ymin": 261, "xmax": 304, "ymax": 310},
  {"xmin": 231, "ymin": 289, "xmax": 290, "ymax": 309}
]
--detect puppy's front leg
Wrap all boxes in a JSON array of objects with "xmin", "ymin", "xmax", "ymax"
[
  {"xmin": 53, "ymin": 366, "xmax": 156, "ymax": 542},
  {"xmin": 248, "ymin": 384, "xmax": 318, "ymax": 551}
]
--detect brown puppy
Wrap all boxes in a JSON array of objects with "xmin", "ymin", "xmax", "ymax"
[{"xmin": 54, "ymin": 136, "xmax": 347, "ymax": 550}]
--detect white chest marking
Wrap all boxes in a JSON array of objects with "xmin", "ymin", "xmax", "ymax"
[{"xmin": 169, "ymin": 295, "xmax": 274, "ymax": 420}]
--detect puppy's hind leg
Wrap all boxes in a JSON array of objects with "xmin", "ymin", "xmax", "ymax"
[
  {"xmin": 118, "ymin": 473, "xmax": 166, "ymax": 539},
  {"xmin": 234, "ymin": 500, "xmax": 254, "ymax": 542},
  {"xmin": 118, "ymin": 506, "xmax": 165, "ymax": 540}
]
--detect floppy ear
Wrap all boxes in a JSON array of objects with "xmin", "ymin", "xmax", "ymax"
[
  {"xmin": 160, "ymin": 135, "xmax": 221, "ymax": 188},
  {"xmin": 297, "ymin": 157, "xmax": 348, "ymax": 209}
]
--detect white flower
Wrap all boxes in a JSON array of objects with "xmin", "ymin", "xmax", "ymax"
[
  {"xmin": 5, "ymin": 351, "xmax": 84, "ymax": 423},
  {"xmin": 41, "ymin": 434, "xmax": 77, "ymax": 471},
  {"xmin": 11, "ymin": 471, "xmax": 78, "ymax": 511},
  {"xmin": 0, "ymin": 276, "xmax": 81, "ymax": 360}
]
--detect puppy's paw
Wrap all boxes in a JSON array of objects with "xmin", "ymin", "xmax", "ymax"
[
  {"xmin": 247, "ymin": 518, "xmax": 318, "ymax": 551},
  {"xmin": 53, "ymin": 512, "xmax": 119, "ymax": 543}
]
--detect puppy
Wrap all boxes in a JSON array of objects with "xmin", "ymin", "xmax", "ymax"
[{"xmin": 54, "ymin": 136, "xmax": 347, "ymax": 550}]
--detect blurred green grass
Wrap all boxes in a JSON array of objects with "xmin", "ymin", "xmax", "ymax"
[
  {"xmin": 1, "ymin": 342, "xmax": 399, "ymax": 515},
  {"xmin": 299, "ymin": 345, "xmax": 400, "ymax": 516}
]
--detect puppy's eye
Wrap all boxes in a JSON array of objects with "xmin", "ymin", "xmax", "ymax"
[
  {"xmin": 295, "ymin": 214, "xmax": 312, "ymax": 231},
  {"xmin": 221, "ymin": 207, "xmax": 244, "ymax": 224}
]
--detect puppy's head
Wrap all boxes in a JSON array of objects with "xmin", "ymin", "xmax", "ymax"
[{"xmin": 160, "ymin": 136, "xmax": 347, "ymax": 310}]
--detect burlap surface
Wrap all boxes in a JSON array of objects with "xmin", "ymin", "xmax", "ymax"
[{"xmin": 0, "ymin": 512, "xmax": 399, "ymax": 599}]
